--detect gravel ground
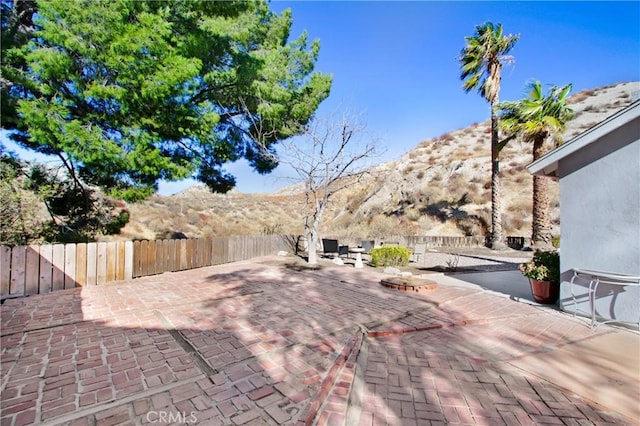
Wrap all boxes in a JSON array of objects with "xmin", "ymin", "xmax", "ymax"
[{"xmin": 409, "ymin": 248, "xmax": 532, "ymax": 273}]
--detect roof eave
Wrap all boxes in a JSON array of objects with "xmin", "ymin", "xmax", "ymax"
[{"xmin": 527, "ymin": 100, "xmax": 640, "ymax": 178}]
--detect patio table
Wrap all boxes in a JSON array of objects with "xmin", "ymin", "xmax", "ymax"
[
  {"xmin": 570, "ymin": 268, "xmax": 640, "ymax": 331},
  {"xmin": 350, "ymin": 247, "xmax": 365, "ymax": 269}
]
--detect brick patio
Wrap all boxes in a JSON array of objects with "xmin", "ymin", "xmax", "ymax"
[{"xmin": 1, "ymin": 256, "xmax": 637, "ymax": 425}]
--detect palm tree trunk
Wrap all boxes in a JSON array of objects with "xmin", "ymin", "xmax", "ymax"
[
  {"xmin": 531, "ymin": 136, "xmax": 553, "ymax": 249},
  {"xmin": 489, "ymin": 104, "xmax": 506, "ymax": 250},
  {"xmin": 532, "ymin": 175, "xmax": 552, "ymax": 248}
]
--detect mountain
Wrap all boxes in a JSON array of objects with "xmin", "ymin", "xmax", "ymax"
[{"xmin": 117, "ymin": 81, "xmax": 640, "ymax": 242}]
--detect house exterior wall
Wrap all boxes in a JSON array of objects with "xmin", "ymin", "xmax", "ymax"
[{"xmin": 558, "ymin": 117, "xmax": 640, "ymax": 325}]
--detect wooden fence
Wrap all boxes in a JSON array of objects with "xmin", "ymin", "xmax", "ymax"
[
  {"xmin": 130, "ymin": 236, "xmax": 293, "ymax": 278},
  {"xmin": 1, "ymin": 235, "xmax": 293, "ymax": 299},
  {"xmin": 399, "ymin": 235, "xmax": 528, "ymax": 249},
  {"xmin": 402, "ymin": 235, "xmax": 487, "ymax": 248},
  {"xmin": 0, "ymin": 241, "xmax": 134, "ymax": 298}
]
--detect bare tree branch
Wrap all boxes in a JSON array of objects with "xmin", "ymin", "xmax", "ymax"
[{"xmin": 276, "ymin": 109, "xmax": 383, "ymax": 264}]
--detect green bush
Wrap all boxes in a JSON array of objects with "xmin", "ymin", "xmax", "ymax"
[
  {"xmin": 370, "ymin": 246, "xmax": 410, "ymax": 267},
  {"xmin": 552, "ymin": 235, "xmax": 560, "ymax": 248}
]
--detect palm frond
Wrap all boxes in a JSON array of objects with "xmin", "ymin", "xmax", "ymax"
[
  {"xmin": 497, "ymin": 80, "xmax": 574, "ymax": 148},
  {"xmin": 459, "ymin": 22, "xmax": 519, "ymax": 102}
]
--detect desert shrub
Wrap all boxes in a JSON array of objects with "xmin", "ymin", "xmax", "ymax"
[
  {"xmin": 513, "ymin": 174, "xmax": 529, "ymax": 185},
  {"xmin": 478, "ymin": 189, "xmax": 491, "ymax": 204},
  {"xmin": 398, "ymin": 218, "xmax": 421, "ymax": 235},
  {"xmin": 370, "ymin": 246, "xmax": 410, "ymax": 267},
  {"xmin": 445, "ymin": 174, "xmax": 468, "ymax": 196},
  {"xmin": 450, "ymin": 150, "xmax": 470, "ymax": 161},
  {"xmin": 365, "ymin": 215, "xmax": 414, "ymax": 239},
  {"xmin": 344, "ymin": 185, "xmax": 370, "ymax": 213},
  {"xmin": 503, "ymin": 214, "xmax": 525, "ymax": 234},
  {"xmin": 262, "ymin": 224, "xmax": 283, "ymax": 235},
  {"xmin": 0, "ymin": 158, "xmax": 45, "ymax": 245},
  {"xmin": 506, "ymin": 198, "xmax": 531, "ymax": 215},
  {"xmin": 455, "ymin": 215, "xmax": 488, "ymax": 236},
  {"xmin": 439, "ymin": 132, "xmax": 455, "ymax": 142},
  {"xmin": 571, "ymin": 89, "xmax": 595, "ymax": 103}
]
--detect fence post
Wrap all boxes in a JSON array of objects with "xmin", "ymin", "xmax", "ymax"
[
  {"xmin": 52, "ymin": 243, "xmax": 65, "ymax": 291},
  {"xmin": 64, "ymin": 243, "xmax": 77, "ymax": 289},
  {"xmin": 116, "ymin": 241, "xmax": 125, "ymax": 281},
  {"xmin": 11, "ymin": 246, "xmax": 27, "ymax": 296},
  {"xmin": 38, "ymin": 245, "xmax": 53, "ymax": 293},
  {"xmin": 86, "ymin": 242, "xmax": 97, "ymax": 286},
  {"xmin": 25, "ymin": 245, "xmax": 39, "ymax": 295},
  {"xmin": 132, "ymin": 241, "xmax": 141, "ymax": 278},
  {"xmin": 167, "ymin": 239, "xmax": 175, "ymax": 272},
  {"xmin": 76, "ymin": 243, "xmax": 87, "ymax": 286},
  {"xmin": 179, "ymin": 240, "xmax": 187, "ymax": 270},
  {"xmin": 140, "ymin": 240, "xmax": 149, "ymax": 277},
  {"xmin": 96, "ymin": 242, "xmax": 107, "ymax": 285},
  {"xmin": 106, "ymin": 242, "xmax": 116, "ymax": 283},
  {"xmin": 0, "ymin": 246, "xmax": 10, "ymax": 296},
  {"xmin": 124, "ymin": 241, "xmax": 133, "ymax": 280},
  {"xmin": 155, "ymin": 240, "xmax": 164, "ymax": 274},
  {"xmin": 147, "ymin": 240, "xmax": 156, "ymax": 275}
]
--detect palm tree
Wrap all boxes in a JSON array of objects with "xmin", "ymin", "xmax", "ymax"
[
  {"xmin": 459, "ymin": 22, "xmax": 519, "ymax": 250},
  {"xmin": 499, "ymin": 81, "xmax": 574, "ymax": 249}
]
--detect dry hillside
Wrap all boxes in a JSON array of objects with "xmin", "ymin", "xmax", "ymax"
[{"xmin": 117, "ymin": 81, "xmax": 640, "ymax": 243}]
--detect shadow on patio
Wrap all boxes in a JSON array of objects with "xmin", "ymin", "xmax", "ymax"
[{"xmin": 0, "ymin": 256, "xmax": 637, "ymax": 425}]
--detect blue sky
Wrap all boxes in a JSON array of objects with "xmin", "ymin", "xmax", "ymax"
[{"xmin": 3, "ymin": 1, "xmax": 639, "ymax": 195}]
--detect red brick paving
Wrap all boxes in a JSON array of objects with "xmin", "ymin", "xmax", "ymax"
[{"xmin": 0, "ymin": 257, "xmax": 636, "ymax": 425}]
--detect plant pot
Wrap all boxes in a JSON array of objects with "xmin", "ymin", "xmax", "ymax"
[{"xmin": 529, "ymin": 279, "xmax": 560, "ymax": 304}]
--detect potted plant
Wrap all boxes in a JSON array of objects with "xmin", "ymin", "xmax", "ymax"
[{"xmin": 519, "ymin": 250, "xmax": 560, "ymax": 304}]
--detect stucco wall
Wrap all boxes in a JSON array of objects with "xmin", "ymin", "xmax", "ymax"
[{"xmin": 558, "ymin": 117, "xmax": 639, "ymax": 326}]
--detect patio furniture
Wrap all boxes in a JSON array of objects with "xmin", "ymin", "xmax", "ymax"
[
  {"xmin": 361, "ymin": 240, "xmax": 375, "ymax": 254},
  {"xmin": 350, "ymin": 247, "xmax": 366, "ymax": 268},
  {"xmin": 411, "ymin": 243, "xmax": 427, "ymax": 263},
  {"xmin": 322, "ymin": 239, "xmax": 349, "ymax": 258},
  {"xmin": 570, "ymin": 268, "xmax": 640, "ymax": 331}
]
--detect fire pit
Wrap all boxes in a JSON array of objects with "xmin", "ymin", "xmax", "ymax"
[{"xmin": 380, "ymin": 276, "xmax": 437, "ymax": 292}]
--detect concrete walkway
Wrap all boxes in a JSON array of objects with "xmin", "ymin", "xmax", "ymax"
[{"xmin": 1, "ymin": 256, "xmax": 638, "ymax": 425}]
